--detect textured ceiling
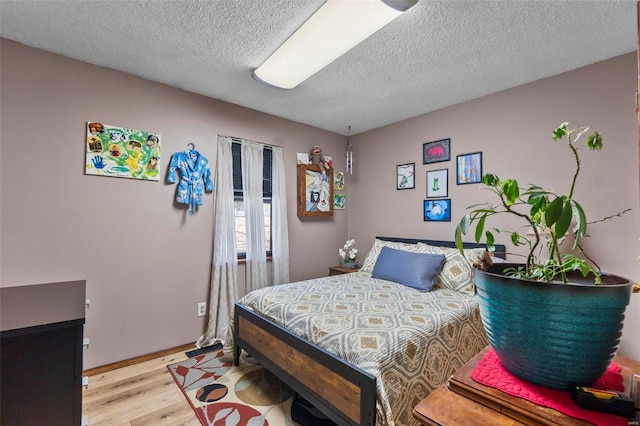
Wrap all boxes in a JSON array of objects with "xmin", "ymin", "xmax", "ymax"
[{"xmin": 0, "ymin": 1, "xmax": 636, "ymax": 136}]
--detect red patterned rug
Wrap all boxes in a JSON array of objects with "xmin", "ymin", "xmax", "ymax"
[{"xmin": 167, "ymin": 346, "xmax": 297, "ymax": 425}]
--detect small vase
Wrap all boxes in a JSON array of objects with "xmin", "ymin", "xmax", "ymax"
[{"xmin": 341, "ymin": 260, "xmax": 358, "ymax": 269}]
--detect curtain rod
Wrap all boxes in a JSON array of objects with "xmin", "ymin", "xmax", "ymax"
[{"xmin": 219, "ymin": 134, "xmax": 283, "ymax": 149}]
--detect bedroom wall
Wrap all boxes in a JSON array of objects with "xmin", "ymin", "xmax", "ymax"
[
  {"xmin": 0, "ymin": 39, "xmax": 348, "ymax": 369},
  {"xmin": 348, "ymin": 52, "xmax": 640, "ymax": 360}
]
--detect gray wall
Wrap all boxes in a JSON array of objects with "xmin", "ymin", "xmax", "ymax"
[
  {"xmin": 0, "ymin": 39, "xmax": 348, "ymax": 368},
  {"xmin": 2, "ymin": 39, "xmax": 639, "ymax": 366},
  {"xmin": 348, "ymin": 52, "xmax": 640, "ymax": 359}
]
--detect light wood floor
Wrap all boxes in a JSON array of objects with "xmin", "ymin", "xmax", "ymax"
[{"xmin": 82, "ymin": 349, "xmax": 201, "ymax": 426}]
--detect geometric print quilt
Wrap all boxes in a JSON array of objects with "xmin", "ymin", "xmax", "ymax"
[{"xmin": 224, "ymin": 271, "xmax": 489, "ymax": 426}]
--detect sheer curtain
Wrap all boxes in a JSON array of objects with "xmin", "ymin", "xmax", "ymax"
[
  {"xmin": 242, "ymin": 142, "xmax": 268, "ymax": 292},
  {"xmin": 196, "ymin": 136, "xmax": 237, "ymax": 348},
  {"xmin": 197, "ymin": 136, "xmax": 289, "ymax": 347},
  {"xmin": 271, "ymin": 147, "xmax": 290, "ymax": 284}
]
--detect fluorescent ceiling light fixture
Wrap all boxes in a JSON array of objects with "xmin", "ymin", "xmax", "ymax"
[{"xmin": 253, "ymin": 0, "xmax": 418, "ymax": 89}]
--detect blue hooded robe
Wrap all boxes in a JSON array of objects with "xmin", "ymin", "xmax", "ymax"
[{"xmin": 167, "ymin": 149, "xmax": 214, "ymax": 214}]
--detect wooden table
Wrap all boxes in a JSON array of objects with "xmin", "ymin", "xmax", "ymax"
[
  {"xmin": 413, "ymin": 347, "xmax": 640, "ymax": 425},
  {"xmin": 329, "ymin": 265, "xmax": 359, "ymax": 276}
]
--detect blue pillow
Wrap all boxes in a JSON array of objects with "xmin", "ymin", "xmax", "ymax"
[{"xmin": 371, "ymin": 246, "xmax": 445, "ymax": 291}]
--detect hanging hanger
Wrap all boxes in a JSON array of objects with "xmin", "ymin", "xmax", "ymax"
[{"xmin": 187, "ymin": 142, "xmax": 196, "ymax": 151}]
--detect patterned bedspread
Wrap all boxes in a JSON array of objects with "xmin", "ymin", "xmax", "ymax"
[{"xmin": 224, "ymin": 271, "xmax": 488, "ymax": 426}]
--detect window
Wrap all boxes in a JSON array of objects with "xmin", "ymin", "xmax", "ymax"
[{"xmin": 232, "ymin": 142, "xmax": 272, "ymax": 258}]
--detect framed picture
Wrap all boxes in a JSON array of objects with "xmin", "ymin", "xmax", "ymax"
[
  {"xmin": 396, "ymin": 163, "xmax": 415, "ymax": 190},
  {"xmin": 297, "ymin": 164, "xmax": 334, "ymax": 217},
  {"xmin": 456, "ymin": 152, "xmax": 483, "ymax": 185},
  {"xmin": 85, "ymin": 121, "xmax": 161, "ymax": 181},
  {"xmin": 426, "ymin": 169, "xmax": 448, "ymax": 198},
  {"xmin": 334, "ymin": 170, "xmax": 345, "ymax": 190},
  {"xmin": 296, "ymin": 152, "xmax": 310, "ymax": 164},
  {"xmin": 423, "ymin": 138, "xmax": 451, "ymax": 164},
  {"xmin": 424, "ymin": 199, "xmax": 451, "ymax": 222},
  {"xmin": 333, "ymin": 194, "xmax": 346, "ymax": 209}
]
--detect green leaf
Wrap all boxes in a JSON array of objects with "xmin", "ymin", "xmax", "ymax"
[
  {"xmin": 572, "ymin": 202, "xmax": 587, "ymax": 249},
  {"xmin": 458, "ymin": 214, "xmax": 471, "ymax": 234},
  {"xmin": 527, "ymin": 191, "xmax": 545, "ymax": 202},
  {"xmin": 554, "ymin": 200, "xmax": 572, "ymax": 238},
  {"xmin": 510, "ymin": 232, "xmax": 521, "ymax": 245},
  {"xmin": 465, "ymin": 202, "xmax": 492, "ymax": 211},
  {"xmin": 573, "ymin": 127, "xmax": 589, "ymax": 143},
  {"xmin": 475, "ymin": 215, "xmax": 486, "ymax": 243},
  {"xmin": 502, "ymin": 179, "xmax": 520, "ymax": 205},
  {"xmin": 586, "ymin": 131, "xmax": 603, "ymax": 151},
  {"xmin": 456, "ymin": 216, "xmax": 470, "ymax": 252},
  {"xmin": 552, "ymin": 122, "xmax": 569, "ymax": 140},
  {"xmin": 485, "ymin": 230, "xmax": 495, "ymax": 248},
  {"xmin": 528, "ymin": 195, "xmax": 546, "ymax": 217},
  {"xmin": 483, "ymin": 173, "xmax": 499, "ymax": 186},
  {"xmin": 545, "ymin": 197, "xmax": 564, "ymax": 227},
  {"xmin": 455, "ymin": 225, "xmax": 464, "ymax": 252},
  {"xmin": 469, "ymin": 208, "xmax": 497, "ymax": 217}
]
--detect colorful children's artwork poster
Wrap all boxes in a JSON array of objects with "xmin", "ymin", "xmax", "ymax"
[
  {"xmin": 334, "ymin": 171, "xmax": 345, "ymax": 190},
  {"xmin": 396, "ymin": 163, "xmax": 415, "ymax": 190},
  {"xmin": 424, "ymin": 199, "xmax": 451, "ymax": 222},
  {"xmin": 85, "ymin": 121, "xmax": 161, "ymax": 181},
  {"xmin": 334, "ymin": 194, "xmax": 346, "ymax": 209},
  {"xmin": 456, "ymin": 152, "xmax": 482, "ymax": 185},
  {"xmin": 305, "ymin": 169, "xmax": 332, "ymax": 213}
]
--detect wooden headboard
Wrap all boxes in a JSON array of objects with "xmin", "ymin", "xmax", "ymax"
[{"xmin": 376, "ymin": 236, "xmax": 507, "ymax": 260}]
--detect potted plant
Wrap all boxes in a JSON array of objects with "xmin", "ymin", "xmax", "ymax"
[
  {"xmin": 455, "ymin": 122, "xmax": 634, "ymax": 390},
  {"xmin": 339, "ymin": 238, "xmax": 359, "ymax": 269}
]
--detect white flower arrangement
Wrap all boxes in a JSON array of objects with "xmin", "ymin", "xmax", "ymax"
[{"xmin": 339, "ymin": 238, "xmax": 358, "ymax": 263}]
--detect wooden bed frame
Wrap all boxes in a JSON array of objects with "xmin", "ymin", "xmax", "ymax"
[{"xmin": 233, "ymin": 237, "xmax": 506, "ymax": 426}]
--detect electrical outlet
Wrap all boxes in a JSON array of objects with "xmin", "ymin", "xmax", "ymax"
[{"xmin": 197, "ymin": 302, "xmax": 207, "ymax": 317}]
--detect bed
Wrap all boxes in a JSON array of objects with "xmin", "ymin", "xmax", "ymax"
[{"xmin": 224, "ymin": 237, "xmax": 506, "ymax": 426}]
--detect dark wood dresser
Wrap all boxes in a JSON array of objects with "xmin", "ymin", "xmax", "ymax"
[{"xmin": 1, "ymin": 280, "xmax": 86, "ymax": 425}]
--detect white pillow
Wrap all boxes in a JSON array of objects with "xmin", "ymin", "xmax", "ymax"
[
  {"xmin": 360, "ymin": 239, "xmax": 427, "ymax": 272},
  {"xmin": 416, "ymin": 243, "xmax": 486, "ymax": 296}
]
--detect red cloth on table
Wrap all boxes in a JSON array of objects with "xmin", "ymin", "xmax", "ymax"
[{"xmin": 471, "ymin": 348, "xmax": 627, "ymax": 426}]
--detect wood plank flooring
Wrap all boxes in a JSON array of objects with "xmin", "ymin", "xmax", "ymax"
[{"xmin": 82, "ymin": 349, "xmax": 200, "ymax": 426}]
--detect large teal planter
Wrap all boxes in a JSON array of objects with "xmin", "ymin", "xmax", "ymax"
[{"xmin": 474, "ymin": 265, "xmax": 633, "ymax": 390}]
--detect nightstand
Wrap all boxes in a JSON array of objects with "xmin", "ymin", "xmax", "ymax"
[
  {"xmin": 328, "ymin": 265, "xmax": 359, "ymax": 276},
  {"xmin": 413, "ymin": 346, "xmax": 640, "ymax": 425}
]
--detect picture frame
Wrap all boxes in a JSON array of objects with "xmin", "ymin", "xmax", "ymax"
[
  {"xmin": 396, "ymin": 163, "xmax": 415, "ymax": 190},
  {"xmin": 296, "ymin": 152, "xmax": 310, "ymax": 164},
  {"xmin": 334, "ymin": 170, "xmax": 345, "ymax": 190},
  {"xmin": 456, "ymin": 152, "xmax": 483, "ymax": 185},
  {"xmin": 333, "ymin": 194, "xmax": 346, "ymax": 209},
  {"xmin": 423, "ymin": 199, "xmax": 451, "ymax": 222},
  {"xmin": 297, "ymin": 164, "xmax": 334, "ymax": 217},
  {"xmin": 423, "ymin": 138, "xmax": 451, "ymax": 164},
  {"xmin": 85, "ymin": 121, "xmax": 161, "ymax": 181},
  {"xmin": 426, "ymin": 169, "xmax": 448, "ymax": 198}
]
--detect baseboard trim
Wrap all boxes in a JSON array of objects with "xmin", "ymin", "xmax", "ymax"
[{"xmin": 83, "ymin": 342, "xmax": 195, "ymax": 376}]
